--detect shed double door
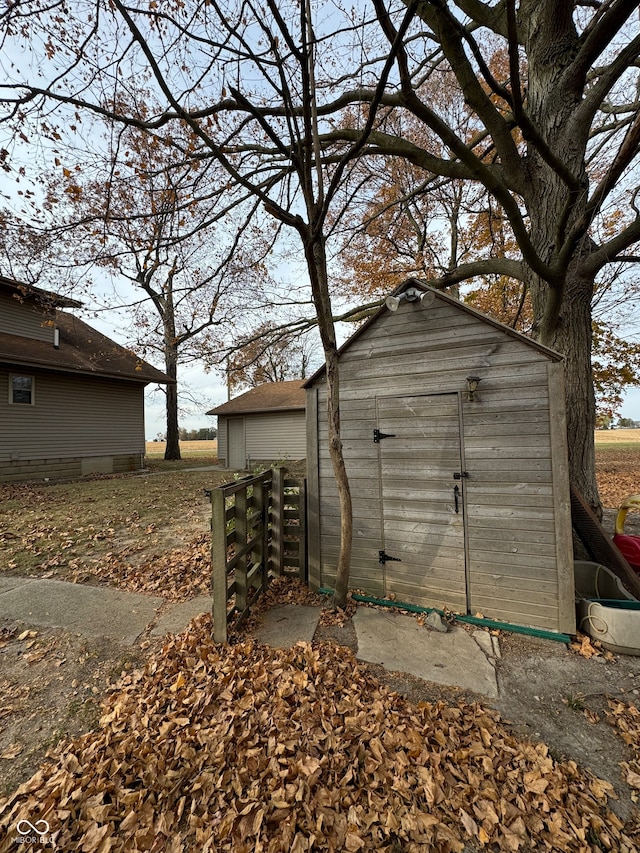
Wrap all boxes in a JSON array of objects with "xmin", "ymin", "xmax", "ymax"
[{"xmin": 376, "ymin": 393, "xmax": 469, "ymax": 613}]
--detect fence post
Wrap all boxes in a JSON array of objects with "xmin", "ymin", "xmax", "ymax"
[
  {"xmin": 270, "ymin": 466, "xmax": 285, "ymax": 576},
  {"xmin": 211, "ymin": 488, "xmax": 228, "ymax": 643},
  {"xmin": 254, "ymin": 477, "xmax": 269, "ymax": 594},
  {"xmin": 235, "ymin": 488, "xmax": 248, "ymax": 612},
  {"xmin": 298, "ymin": 478, "xmax": 307, "ymax": 582}
]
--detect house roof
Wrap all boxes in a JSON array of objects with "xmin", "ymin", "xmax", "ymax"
[
  {"xmin": 303, "ymin": 279, "xmax": 562, "ymax": 387},
  {"xmin": 207, "ymin": 380, "xmax": 306, "ymax": 416},
  {"xmin": 0, "ymin": 310, "xmax": 172, "ymax": 385},
  {"xmin": 0, "ymin": 275, "xmax": 83, "ymax": 309}
]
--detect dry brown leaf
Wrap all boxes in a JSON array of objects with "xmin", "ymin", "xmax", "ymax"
[
  {"xmin": 0, "ymin": 616, "xmax": 633, "ymax": 853},
  {"xmin": 0, "ymin": 744, "xmax": 23, "ymax": 760}
]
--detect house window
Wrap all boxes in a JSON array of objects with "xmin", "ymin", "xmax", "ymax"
[{"xmin": 9, "ymin": 374, "xmax": 35, "ymax": 405}]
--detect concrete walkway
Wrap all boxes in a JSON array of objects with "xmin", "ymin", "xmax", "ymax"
[
  {"xmin": 252, "ymin": 604, "xmax": 499, "ymax": 698},
  {"xmin": 0, "ymin": 575, "xmax": 499, "ymax": 697},
  {"xmin": 0, "ymin": 575, "xmax": 212, "ymax": 645}
]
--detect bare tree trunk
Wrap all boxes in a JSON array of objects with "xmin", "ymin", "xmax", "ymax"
[
  {"xmin": 305, "ymin": 235, "xmax": 353, "ymax": 607},
  {"xmin": 325, "ymin": 347, "xmax": 353, "ymax": 608},
  {"xmin": 163, "ymin": 290, "xmax": 181, "ymax": 460},
  {"xmin": 531, "ymin": 264, "xmax": 599, "ymax": 513},
  {"xmin": 164, "ymin": 341, "xmax": 181, "ymax": 461},
  {"xmin": 522, "ymin": 3, "xmax": 600, "ymax": 513}
]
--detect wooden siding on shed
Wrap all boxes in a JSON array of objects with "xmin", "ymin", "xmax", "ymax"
[
  {"xmin": 308, "ymin": 294, "xmax": 575, "ymax": 634},
  {"xmin": 0, "ymin": 366, "xmax": 146, "ymax": 463},
  {"xmin": 0, "ymin": 291, "xmax": 56, "ymax": 343}
]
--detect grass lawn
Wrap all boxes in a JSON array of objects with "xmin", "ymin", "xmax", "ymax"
[
  {"xmin": 594, "ymin": 428, "xmax": 640, "ymax": 451},
  {"xmin": 0, "ymin": 463, "xmax": 232, "ymax": 599},
  {"xmin": 144, "ymin": 439, "xmax": 219, "ymax": 470}
]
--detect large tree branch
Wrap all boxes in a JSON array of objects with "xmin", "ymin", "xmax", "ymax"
[
  {"xmin": 562, "ymin": 112, "xmax": 640, "ymax": 264},
  {"xmin": 574, "ymin": 31, "xmax": 640, "ymax": 129},
  {"xmin": 572, "ymin": 0, "xmax": 640, "ymax": 84},
  {"xmin": 417, "ymin": 257, "xmax": 526, "ymax": 288},
  {"xmin": 452, "ymin": 0, "xmax": 508, "ymax": 36},
  {"xmin": 582, "ymin": 214, "xmax": 640, "ymax": 276},
  {"xmin": 406, "ymin": 0, "xmax": 522, "ymax": 178}
]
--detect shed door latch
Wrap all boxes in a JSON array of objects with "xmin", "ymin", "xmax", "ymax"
[
  {"xmin": 379, "ymin": 550, "xmax": 402, "ymax": 564},
  {"xmin": 453, "ymin": 471, "xmax": 469, "ymax": 479},
  {"xmin": 373, "ymin": 429, "xmax": 396, "ymax": 443}
]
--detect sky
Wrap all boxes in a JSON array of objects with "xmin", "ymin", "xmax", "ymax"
[
  {"xmin": 81, "ymin": 277, "xmax": 327, "ymax": 441},
  {"xmin": 1, "ymin": 6, "xmax": 639, "ymax": 438},
  {"xmin": 79, "ymin": 294, "xmax": 640, "ymax": 442}
]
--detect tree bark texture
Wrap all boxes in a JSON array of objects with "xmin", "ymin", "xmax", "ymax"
[
  {"xmin": 520, "ymin": 1, "xmax": 599, "ymax": 510},
  {"xmin": 305, "ymin": 234, "xmax": 353, "ymax": 608},
  {"xmin": 164, "ymin": 320, "xmax": 181, "ymax": 461}
]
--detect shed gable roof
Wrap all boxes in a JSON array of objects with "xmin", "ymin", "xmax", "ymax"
[
  {"xmin": 208, "ymin": 380, "xmax": 306, "ymax": 416},
  {"xmin": 0, "ymin": 310, "xmax": 171, "ymax": 385},
  {"xmin": 303, "ymin": 279, "xmax": 561, "ymax": 387}
]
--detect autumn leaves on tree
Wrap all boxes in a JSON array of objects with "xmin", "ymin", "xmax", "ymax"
[{"xmin": 0, "ymin": 1, "xmax": 639, "ymax": 530}]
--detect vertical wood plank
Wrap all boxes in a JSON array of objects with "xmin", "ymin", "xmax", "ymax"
[
  {"xmin": 298, "ymin": 478, "xmax": 307, "ymax": 582},
  {"xmin": 211, "ymin": 489, "xmax": 228, "ymax": 643},
  {"xmin": 305, "ymin": 388, "xmax": 321, "ymax": 590},
  {"xmin": 235, "ymin": 489, "xmax": 248, "ymax": 611},
  {"xmin": 270, "ymin": 466, "xmax": 285, "ymax": 576},
  {"xmin": 548, "ymin": 362, "xmax": 576, "ymax": 634},
  {"xmin": 254, "ymin": 478, "xmax": 269, "ymax": 594}
]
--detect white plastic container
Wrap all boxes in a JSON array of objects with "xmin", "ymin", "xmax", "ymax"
[{"xmin": 575, "ymin": 561, "xmax": 640, "ymax": 655}]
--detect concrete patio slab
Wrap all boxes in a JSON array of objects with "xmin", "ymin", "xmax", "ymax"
[
  {"xmin": 151, "ymin": 595, "xmax": 213, "ymax": 636},
  {"xmin": 251, "ymin": 604, "xmax": 320, "ymax": 648},
  {"xmin": 353, "ymin": 608, "xmax": 499, "ymax": 698},
  {"xmin": 0, "ymin": 577, "xmax": 164, "ymax": 644}
]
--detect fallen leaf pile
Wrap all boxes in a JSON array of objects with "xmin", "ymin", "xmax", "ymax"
[
  {"xmin": 606, "ymin": 699, "xmax": 640, "ymax": 793},
  {"xmin": 569, "ymin": 633, "xmax": 615, "ymax": 661},
  {"xmin": 95, "ymin": 534, "xmax": 212, "ymax": 602},
  {"xmin": 1, "ymin": 617, "xmax": 637, "ymax": 852},
  {"xmin": 596, "ymin": 448, "xmax": 640, "ymax": 510}
]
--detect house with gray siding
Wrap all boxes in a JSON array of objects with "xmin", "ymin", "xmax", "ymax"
[
  {"xmin": 208, "ymin": 380, "xmax": 306, "ymax": 469},
  {"xmin": 305, "ymin": 280, "xmax": 575, "ymax": 635},
  {"xmin": 0, "ymin": 277, "xmax": 170, "ymax": 482}
]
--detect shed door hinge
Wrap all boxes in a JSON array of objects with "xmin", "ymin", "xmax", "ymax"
[
  {"xmin": 379, "ymin": 550, "xmax": 402, "ymax": 564},
  {"xmin": 373, "ymin": 429, "xmax": 396, "ymax": 443}
]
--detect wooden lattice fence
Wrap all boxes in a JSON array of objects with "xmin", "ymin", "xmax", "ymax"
[{"xmin": 210, "ymin": 467, "xmax": 307, "ymax": 641}]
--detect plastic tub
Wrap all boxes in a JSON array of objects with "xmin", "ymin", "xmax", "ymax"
[
  {"xmin": 574, "ymin": 561, "xmax": 640, "ymax": 655},
  {"xmin": 577, "ymin": 598, "xmax": 640, "ymax": 656}
]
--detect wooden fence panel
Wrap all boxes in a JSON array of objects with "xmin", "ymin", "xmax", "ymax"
[{"xmin": 210, "ymin": 467, "xmax": 307, "ymax": 642}]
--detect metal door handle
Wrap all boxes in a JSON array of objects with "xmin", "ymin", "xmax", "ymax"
[{"xmin": 453, "ymin": 484, "xmax": 460, "ymax": 513}]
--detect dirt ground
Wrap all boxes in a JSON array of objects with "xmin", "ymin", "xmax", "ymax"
[
  {"xmin": 4, "ymin": 595, "xmax": 640, "ymax": 836},
  {"xmin": 1, "ymin": 444, "xmax": 640, "ymax": 838},
  {"xmin": 311, "ymin": 614, "xmax": 640, "ymax": 831},
  {"xmin": 0, "ymin": 622, "xmax": 161, "ymax": 797}
]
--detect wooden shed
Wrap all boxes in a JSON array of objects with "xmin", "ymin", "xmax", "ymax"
[
  {"xmin": 208, "ymin": 380, "xmax": 306, "ymax": 469},
  {"xmin": 305, "ymin": 280, "xmax": 575, "ymax": 634}
]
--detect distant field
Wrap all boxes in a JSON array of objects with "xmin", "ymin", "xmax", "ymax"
[
  {"xmin": 145, "ymin": 440, "xmax": 218, "ymax": 457},
  {"xmin": 595, "ymin": 429, "xmax": 640, "ymax": 447}
]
